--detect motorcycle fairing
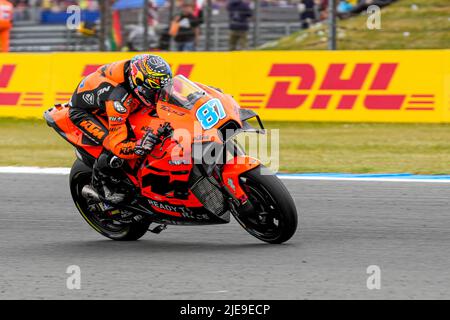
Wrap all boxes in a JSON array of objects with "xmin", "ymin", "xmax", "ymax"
[
  {"xmin": 222, "ymin": 156, "xmax": 261, "ymax": 202},
  {"xmin": 44, "ymin": 104, "xmax": 103, "ymax": 159},
  {"xmin": 45, "ymin": 76, "xmax": 265, "ymax": 225}
]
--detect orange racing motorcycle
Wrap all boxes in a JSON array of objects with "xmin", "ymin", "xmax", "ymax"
[{"xmin": 45, "ymin": 75, "xmax": 298, "ymax": 244}]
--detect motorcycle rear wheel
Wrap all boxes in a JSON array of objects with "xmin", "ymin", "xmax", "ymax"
[
  {"xmin": 69, "ymin": 159, "xmax": 151, "ymax": 241},
  {"xmin": 235, "ymin": 165, "xmax": 298, "ymax": 244}
]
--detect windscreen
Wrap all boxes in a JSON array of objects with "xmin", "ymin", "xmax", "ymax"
[{"xmin": 160, "ymin": 75, "xmax": 207, "ymax": 110}]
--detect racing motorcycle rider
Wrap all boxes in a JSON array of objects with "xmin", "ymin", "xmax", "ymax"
[{"xmin": 68, "ymin": 54, "xmax": 173, "ymax": 204}]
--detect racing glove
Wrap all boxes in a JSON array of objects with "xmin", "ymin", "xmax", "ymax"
[{"xmin": 134, "ymin": 130, "xmax": 160, "ymax": 156}]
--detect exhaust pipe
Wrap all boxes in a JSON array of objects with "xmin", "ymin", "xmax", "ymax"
[{"xmin": 81, "ymin": 185, "xmax": 101, "ymax": 203}]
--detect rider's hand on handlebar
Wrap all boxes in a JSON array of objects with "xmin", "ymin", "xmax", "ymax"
[
  {"xmin": 134, "ymin": 130, "xmax": 160, "ymax": 156},
  {"xmin": 156, "ymin": 122, "xmax": 174, "ymax": 138}
]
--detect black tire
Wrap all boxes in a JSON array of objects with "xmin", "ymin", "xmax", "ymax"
[
  {"xmin": 235, "ymin": 165, "xmax": 298, "ymax": 244},
  {"xmin": 69, "ymin": 159, "xmax": 150, "ymax": 241}
]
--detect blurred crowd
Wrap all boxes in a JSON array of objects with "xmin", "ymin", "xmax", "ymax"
[
  {"xmin": 11, "ymin": 0, "xmax": 310, "ymax": 13},
  {"xmin": 4, "ymin": 0, "xmax": 399, "ymax": 52},
  {"xmin": 8, "ymin": 0, "xmax": 268, "ymax": 51},
  {"xmin": 11, "ymin": 0, "xmax": 399, "ymax": 31}
]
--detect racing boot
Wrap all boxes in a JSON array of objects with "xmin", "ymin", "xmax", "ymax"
[{"xmin": 91, "ymin": 150, "xmax": 126, "ymax": 205}]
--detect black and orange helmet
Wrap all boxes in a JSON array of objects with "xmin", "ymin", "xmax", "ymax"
[{"xmin": 128, "ymin": 54, "xmax": 172, "ymax": 106}]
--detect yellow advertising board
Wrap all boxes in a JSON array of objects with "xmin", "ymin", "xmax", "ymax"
[{"xmin": 0, "ymin": 50, "xmax": 449, "ymax": 122}]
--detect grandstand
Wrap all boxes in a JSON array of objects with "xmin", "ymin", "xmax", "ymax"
[
  {"xmin": 10, "ymin": 22, "xmax": 98, "ymax": 51},
  {"xmin": 9, "ymin": 0, "xmax": 302, "ymax": 52}
]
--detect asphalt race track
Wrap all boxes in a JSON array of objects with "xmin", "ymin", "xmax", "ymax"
[{"xmin": 1, "ymin": 173, "xmax": 449, "ymax": 299}]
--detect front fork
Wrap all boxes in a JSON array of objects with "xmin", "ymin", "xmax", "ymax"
[{"xmin": 218, "ymin": 155, "xmax": 260, "ymax": 215}]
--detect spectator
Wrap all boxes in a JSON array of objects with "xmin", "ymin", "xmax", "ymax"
[
  {"xmin": 297, "ymin": 0, "xmax": 317, "ymax": 29},
  {"xmin": 0, "ymin": 0, "xmax": 13, "ymax": 52},
  {"xmin": 170, "ymin": 0, "xmax": 202, "ymax": 52},
  {"xmin": 227, "ymin": 0, "xmax": 252, "ymax": 51},
  {"xmin": 125, "ymin": 0, "xmax": 159, "ymax": 51},
  {"xmin": 12, "ymin": 0, "xmax": 26, "ymax": 21}
]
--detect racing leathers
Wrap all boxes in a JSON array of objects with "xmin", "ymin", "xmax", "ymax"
[
  {"xmin": 69, "ymin": 60, "xmax": 156, "ymax": 159},
  {"xmin": 69, "ymin": 60, "xmax": 159, "ymax": 203}
]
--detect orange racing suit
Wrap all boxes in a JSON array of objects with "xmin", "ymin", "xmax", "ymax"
[{"xmin": 69, "ymin": 60, "xmax": 155, "ymax": 160}]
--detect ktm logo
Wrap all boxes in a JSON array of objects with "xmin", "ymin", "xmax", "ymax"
[
  {"xmin": 266, "ymin": 63, "xmax": 407, "ymax": 110},
  {"xmin": 79, "ymin": 120, "xmax": 106, "ymax": 140}
]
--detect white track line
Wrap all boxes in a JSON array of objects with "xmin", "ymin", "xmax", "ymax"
[
  {"xmin": 1, "ymin": 167, "xmax": 450, "ymax": 183},
  {"xmin": 0, "ymin": 167, "xmax": 70, "ymax": 175},
  {"xmin": 277, "ymin": 175, "xmax": 450, "ymax": 183}
]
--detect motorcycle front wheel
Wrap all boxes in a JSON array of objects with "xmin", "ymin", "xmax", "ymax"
[
  {"xmin": 235, "ymin": 165, "xmax": 298, "ymax": 244},
  {"xmin": 69, "ymin": 159, "xmax": 151, "ymax": 241}
]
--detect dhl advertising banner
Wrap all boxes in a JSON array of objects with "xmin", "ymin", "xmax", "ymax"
[{"xmin": 0, "ymin": 50, "xmax": 449, "ymax": 122}]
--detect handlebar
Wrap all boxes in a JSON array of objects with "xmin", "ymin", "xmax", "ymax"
[{"xmin": 155, "ymin": 122, "xmax": 173, "ymax": 139}]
